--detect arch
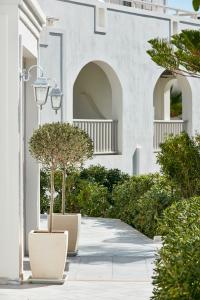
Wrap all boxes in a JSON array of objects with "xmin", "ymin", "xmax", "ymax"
[
  {"xmin": 73, "ymin": 60, "xmax": 123, "ymax": 153},
  {"xmin": 153, "ymin": 71, "xmax": 192, "ymax": 130},
  {"xmin": 153, "ymin": 71, "xmax": 193, "ymax": 150}
]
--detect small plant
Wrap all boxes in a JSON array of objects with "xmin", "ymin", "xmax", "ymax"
[
  {"xmin": 29, "ymin": 122, "xmax": 93, "ymax": 231},
  {"xmin": 29, "ymin": 123, "xmax": 65, "ymax": 232}
]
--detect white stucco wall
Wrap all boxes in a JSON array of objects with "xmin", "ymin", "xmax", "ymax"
[
  {"xmin": 39, "ymin": 0, "xmax": 200, "ymax": 174},
  {"xmin": 0, "ymin": 0, "xmax": 45, "ymax": 282},
  {"xmin": 0, "ymin": 1, "xmax": 20, "ymax": 282}
]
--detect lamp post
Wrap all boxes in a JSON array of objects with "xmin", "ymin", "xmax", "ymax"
[{"xmin": 20, "ymin": 65, "xmax": 63, "ymax": 112}]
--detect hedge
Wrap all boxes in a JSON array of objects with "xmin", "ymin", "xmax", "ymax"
[{"xmin": 152, "ymin": 197, "xmax": 200, "ymax": 300}]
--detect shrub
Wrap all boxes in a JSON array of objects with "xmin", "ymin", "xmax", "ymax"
[
  {"xmin": 134, "ymin": 178, "xmax": 179, "ymax": 238},
  {"xmin": 157, "ymin": 132, "xmax": 200, "ymax": 198},
  {"xmin": 40, "ymin": 170, "xmax": 80, "ymax": 213},
  {"xmin": 152, "ymin": 197, "xmax": 200, "ymax": 300},
  {"xmin": 80, "ymin": 165, "xmax": 129, "ymax": 193},
  {"xmin": 77, "ymin": 181, "xmax": 110, "ymax": 217},
  {"xmin": 111, "ymin": 174, "xmax": 159, "ymax": 225},
  {"xmin": 40, "ymin": 165, "xmax": 130, "ymax": 215},
  {"xmin": 40, "ymin": 169, "xmax": 110, "ymax": 217}
]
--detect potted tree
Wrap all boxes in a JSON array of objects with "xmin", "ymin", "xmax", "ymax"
[
  {"xmin": 48, "ymin": 123, "xmax": 93, "ymax": 255},
  {"xmin": 28, "ymin": 123, "xmax": 68, "ymax": 282}
]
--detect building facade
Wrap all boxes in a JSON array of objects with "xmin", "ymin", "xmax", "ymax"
[
  {"xmin": 1, "ymin": 0, "xmax": 200, "ymax": 283},
  {"xmin": 39, "ymin": 0, "xmax": 200, "ymax": 175}
]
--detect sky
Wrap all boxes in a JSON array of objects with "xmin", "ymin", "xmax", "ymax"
[{"xmin": 168, "ymin": 0, "xmax": 193, "ymax": 11}]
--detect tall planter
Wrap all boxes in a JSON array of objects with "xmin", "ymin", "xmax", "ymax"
[
  {"xmin": 48, "ymin": 213, "xmax": 81, "ymax": 255},
  {"xmin": 29, "ymin": 230, "xmax": 68, "ymax": 281}
]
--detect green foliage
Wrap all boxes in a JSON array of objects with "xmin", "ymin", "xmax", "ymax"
[
  {"xmin": 157, "ymin": 132, "xmax": 200, "ymax": 198},
  {"xmin": 40, "ymin": 170, "xmax": 81, "ymax": 213},
  {"xmin": 111, "ymin": 174, "xmax": 159, "ymax": 225},
  {"xmin": 152, "ymin": 197, "xmax": 200, "ymax": 300},
  {"xmin": 147, "ymin": 30, "xmax": 200, "ymax": 77},
  {"xmin": 134, "ymin": 178, "xmax": 179, "ymax": 238},
  {"xmin": 77, "ymin": 181, "xmax": 110, "ymax": 217},
  {"xmin": 57, "ymin": 123, "xmax": 93, "ymax": 170},
  {"xmin": 80, "ymin": 165, "xmax": 129, "ymax": 193},
  {"xmin": 170, "ymin": 89, "xmax": 182, "ymax": 118},
  {"xmin": 41, "ymin": 166, "xmax": 179, "ymax": 239},
  {"xmin": 29, "ymin": 122, "xmax": 93, "ymax": 170},
  {"xmin": 40, "ymin": 170, "xmax": 50, "ymax": 214},
  {"xmin": 193, "ymin": 0, "xmax": 200, "ymax": 11},
  {"xmin": 40, "ymin": 169, "xmax": 111, "ymax": 217}
]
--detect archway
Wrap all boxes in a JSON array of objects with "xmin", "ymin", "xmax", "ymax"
[
  {"xmin": 73, "ymin": 61, "xmax": 122, "ymax": 154},
  {"xmin": 153, "ymin": 71, "xmax": 192, "ymax": 150}
]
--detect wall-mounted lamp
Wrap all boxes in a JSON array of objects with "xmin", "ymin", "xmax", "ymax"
[
  {"xmin": 49, "ymin": 84, "xmax": 63, "ymax": 114},
  {"xmin": 20, "ymin": 65, "xmax": 63, "ymax": 112}
]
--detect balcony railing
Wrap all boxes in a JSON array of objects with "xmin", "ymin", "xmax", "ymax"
[
  {"xmin": 105, "ymin": 0, "xmax": 198, "ymax": 18},
  {"xmin": 154, "ymin": 120, "xmax": 187, "ymax": 151},
  {"xmin": 73, "ymin": 119, "xmax": 118, "ymax": 154}
]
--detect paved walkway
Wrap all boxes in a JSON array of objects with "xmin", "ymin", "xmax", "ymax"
[{"xmin": 0, "ymin": 217, "xmax": 159, "ymax": 300}]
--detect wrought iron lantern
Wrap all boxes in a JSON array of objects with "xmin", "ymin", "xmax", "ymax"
[
  {"xmin": 20, "ymin": 65, "xmax": 63, "ymax": 112},
  {"xmin": 32, "ymin": 76, "xmax": 50, "ymax": 109},
  {"xmin": 49, "ymin": 84, "xmax": 63, "ymax": 113}
]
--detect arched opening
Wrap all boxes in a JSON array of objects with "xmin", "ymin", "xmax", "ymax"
[
  {"xmin": 153, "ymin": 71, "xmax": 192, "ymax": 150},
  {"xmin": 73, "ymin": 61, "xmax": 122, "ymax": 154}
]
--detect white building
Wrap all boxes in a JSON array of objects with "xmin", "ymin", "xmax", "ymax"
[
  {"xmin": 0, "ymin": 0, "xmax": 200, "ymax": 282},
  {"xmin": 38, "ymin": 0, "xmax": 200, "ymax": 175}
]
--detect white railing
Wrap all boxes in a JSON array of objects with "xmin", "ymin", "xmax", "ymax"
[
  {"xmin": 154, "ymin": 120, "xmax": 187, "ymax": 151},
  {"xmin": 105, "ymin": 0, "xmax": 198, "ymax": 18},
  {"xmin": 73, "ymin": 119, "xmax": 118, "ymax": 154}
]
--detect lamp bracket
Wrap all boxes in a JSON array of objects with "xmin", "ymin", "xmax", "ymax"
[{"xmin": 20, "ymin": 65, "xmax": 44, "ymax": 82}]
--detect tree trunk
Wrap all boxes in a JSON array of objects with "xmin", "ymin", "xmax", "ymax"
[
  {"xmin": 61, "ymin": 168, "xmax": 66, "ymax": 215},
  {"xmin": 49, "ymin": 168, "xmax": 55, "ymax": 233}
]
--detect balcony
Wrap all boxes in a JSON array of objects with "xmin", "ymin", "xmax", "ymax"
[
  {"xmin": 73, "ymin": 119, "xmax": 118, "ymax": 154},
  {"xmin": 105, "ymin": 0, "xmax": 198, "ymax": 18},
  {"xmin": 154, "ymin": 120, "xmax": 187, "ymax": 151}
]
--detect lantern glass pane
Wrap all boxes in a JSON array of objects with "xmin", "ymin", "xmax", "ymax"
[
  {"xmin": 35, "ymin": 87, "xmax": 48, "ymax": 105},
  {"xmin": 52, "ymin": 96, "xmax": 61, "ymax": 109}
]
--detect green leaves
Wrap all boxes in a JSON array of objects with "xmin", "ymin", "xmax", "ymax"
[
  {"xmin": 147, "ymin": 30, "xmax": 200, "ymax": 77},
  {"xmin": 152, "ymin": 198, "xmax": 200, "ymax": 300},
  {"xmin": 147, "ymin": 38, "xmax": 179, "ymax": 72},
  {"xmin": 157, "ymin": 132, "xmax": 200, "ymax": 199},
  {"xmin": 193, "ymin": 0, "xmax": 200, "ymax": 11}
]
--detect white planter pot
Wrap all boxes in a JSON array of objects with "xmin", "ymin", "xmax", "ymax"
[
  {"xmin": 48, "ymin": 214, "xmax": 81, "ymax": 255},
  {"xmin": 29, "ymin": 230, "xmax": 68, "ymax": 280}
]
